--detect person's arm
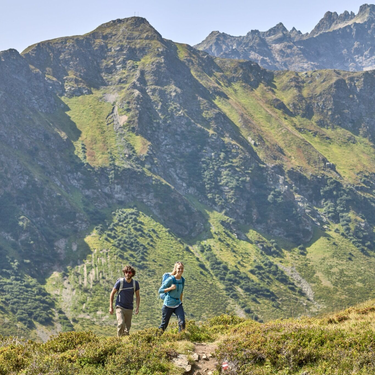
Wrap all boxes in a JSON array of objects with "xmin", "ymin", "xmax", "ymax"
[
  {"xmin": 134, "ymin": 289, "xmax": 140, "ymax": 314},
  {"xmin": 180, "ymin": 277, "xmax": 184, "ymax": 301},
  {"xmin": 109, "ymin": 288, "xmax": 117, "ymax": 314},
  {"xmin": 158, "ymin": 277, "xmax": 176, "ymax": 294}
]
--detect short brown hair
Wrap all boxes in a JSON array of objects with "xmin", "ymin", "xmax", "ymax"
[{"xmin": 122, "ymin": 265, "xmax": 136, "ymax": 276}]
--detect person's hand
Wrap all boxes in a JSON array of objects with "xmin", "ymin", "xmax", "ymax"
[
  {"xmin": 169, "ymin": 284, "xmax": 176, "ymax": 291},
  {"xmin": 109, "ymin": 307, "xmax": 114, "ymax": 315},
  {"xmin": 134, "ymin": 307, "xmax": 139, "ymax": 315}
]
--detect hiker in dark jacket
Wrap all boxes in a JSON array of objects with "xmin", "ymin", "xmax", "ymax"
[
  {"xmin": 109, "ymin": 265, "xmax": 140, "ymax": 336},
  {"xmin": 158, "ymin": 262, "xmax": 185, "ymax": 332}
]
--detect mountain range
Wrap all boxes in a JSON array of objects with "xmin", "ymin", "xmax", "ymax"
[
  {"xmin": 1, "ymin": 9, "xmax": 375, "ymax": 340},
  {"xmin": 196, "ymin": 3, "xmax": 375, "ymax": 71}
]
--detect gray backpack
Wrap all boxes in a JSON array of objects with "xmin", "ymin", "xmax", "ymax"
[{"xmin": 117, "ymin": 278, "xmax": 136, "ymax": 302}]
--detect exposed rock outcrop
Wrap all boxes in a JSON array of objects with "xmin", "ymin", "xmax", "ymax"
[{"xmin": 196, "ymin": 4, "xmax": 375, "ymax": 71}]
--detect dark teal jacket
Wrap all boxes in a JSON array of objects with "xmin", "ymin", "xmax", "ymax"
[{"xmin": 158, "ymin": 276, "xmax": 184, "ymax": 307}]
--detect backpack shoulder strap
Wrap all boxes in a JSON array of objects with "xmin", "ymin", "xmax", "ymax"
[
  {"xmin": 118, "ymin": 278, "xmax": 136, "ymax": 293},
  {"xmin": 118, "ymin": 278, "xmax": 124, "ymax": 293}
]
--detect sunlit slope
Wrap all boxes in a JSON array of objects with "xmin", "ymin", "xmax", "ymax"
[
  {"xmin": 46, "ymin": 208, "xmax": 229, "ymax": 334},
  {"xmin": 2, "ymin": 16, "xmax": 375, "ymax": 340},
  {"xmin": 177, "ymin": 46, "xmax": 375, "ymax": 181}
]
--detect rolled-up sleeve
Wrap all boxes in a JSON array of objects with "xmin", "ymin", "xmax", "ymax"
[{"xmin": 158, "ymin": 277, "xmax": 173, "ymax": 294}]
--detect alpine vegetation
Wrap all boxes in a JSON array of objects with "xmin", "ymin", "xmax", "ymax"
[{"xmin": 1, "ymin": 14, "xmax": 375, "ymax": 341}]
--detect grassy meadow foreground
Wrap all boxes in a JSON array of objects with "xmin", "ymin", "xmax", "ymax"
[{"xmin": 2, "ymin": 300, "xmax": 375, "ymax": 374}]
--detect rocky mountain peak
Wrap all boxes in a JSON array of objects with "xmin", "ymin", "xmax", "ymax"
[
  {"xmin": 206, "ymin": 30, "xmax": 223, "ymax": 38},
  {"xmin": 309, "ymin": 6, "xmax": 375, "ymax": 37},
  {"xmin": 357, "ymin": 3, "xmax": 375, "ymax": 21},
  {"xmin": 0, "ymin": 48, "xmax": 57, "ymax": 112},
  {"xmin": 290, "ymin": 27, "xmax": 303, "ymax": 39},
  {"xmin": 196, "ymin": 3, "xmax": 375, "ymax": 71},
  {"xmin": 21, "ymin": 16, "xmax": 170, "ymax": 97},
  {"xmin": 262, "ymin": 22, "xmax": 292, "ymax": 44},
  {"xmin": 310, "ymin": 11, "xmax": 337, "ymax": 35},
  {"xmin": 92, "ymin": 16, "xmax": 163, "ymax": 42},
  {"xmin": 338, "ymin": 10, "xmax": 356, "ymax": 22},
  {"xmin": 264, "ymin": 22, "xmax": 288, "ymax": 37}
]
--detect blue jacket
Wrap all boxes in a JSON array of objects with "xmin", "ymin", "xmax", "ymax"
[{"xmin": 159, "ymin": 276, "xmax": 184, "ymax": 307}]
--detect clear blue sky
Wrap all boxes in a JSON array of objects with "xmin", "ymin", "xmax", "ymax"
[{"xmin": 0, "ymin": 0, "xmax": 370, "ymax": 53}]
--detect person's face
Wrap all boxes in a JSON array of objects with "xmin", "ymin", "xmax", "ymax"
[
  {"xmin": 124, "ymin": 270, "xmax": 133, "ymax": 279},
  {"xmin": 176, "ymin": 265, "xmax": 184, "ymax": 275}
]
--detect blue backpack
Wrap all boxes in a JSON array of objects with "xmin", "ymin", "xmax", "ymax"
[
  {"xmin": 159, "ymin": 273, "xmax": 173, "ymax": 300},
  {"xmin": 159, "ymin": 273, "xmax": 185, "ymax": 300}
]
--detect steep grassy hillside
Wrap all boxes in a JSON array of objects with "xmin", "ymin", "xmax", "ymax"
[{"xmin": 2, "ymin": 17, "xmax": 375, "ymax": 339}]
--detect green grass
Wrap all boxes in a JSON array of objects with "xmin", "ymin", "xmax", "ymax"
[
  {"xmin": 46, "ymin": 208, "xmax": 230, "ymax": 335},
  {"xmin": 126, "ymin": 132, "xmax": 150, "ymax": 155},
  {"xmin": 215, "ymin": 302, "xmax": 375, "ymax": 374},
  {"xmin": 286, "ymin": 228, "xmax": 375, "ymax": 313},
  {"xmin": 271, "ymin": 71, "xmax": 375, "ymax": 182},
  {"xmin": 61, "ymin": 92, "xmax": 121, "ymax": 167},
  {"xmin": 36, "ymin": 200, "xmax": 375, "ymax": 338},
  {"xmin": 3, "ymin": 303, "xmax": 375, "ymax": 374},
  {"xmin": 207, "ymin": 69, "xmax": 375, "ymax": 183},
  {"xmin": 300, "ymin": 127, "xmax": 375, "ymax": 181},
  {"xmin": 213, "ymin": 81, "xmax": 327, "ymax": 172}
]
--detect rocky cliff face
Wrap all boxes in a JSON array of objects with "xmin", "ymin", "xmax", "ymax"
[
  {"xmin": 0, "ymin": 24, "xmax": 206, "ymax": 278},
  {"xmin": 19, "ymin": 18, "xmax": 311, "ymax": 242},
  {"xmin": 196, "ymin": 4, "xmax": 375, "ymax": 71},
  {"xmin": 2, "ymin": 16, "xmax": 375, "ymax": 339}
]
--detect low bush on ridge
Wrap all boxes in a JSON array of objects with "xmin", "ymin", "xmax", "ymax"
[
  {"xmin": 215, "ymin": 307, "xmax": 375, "ymax": 374},
  {"xmin": 1, "ymin": 307, "xmax": 375, "ymax": 374},
  {"xmin": 0, "ymin": 319, "xmax": 230, "ymax": 375}
]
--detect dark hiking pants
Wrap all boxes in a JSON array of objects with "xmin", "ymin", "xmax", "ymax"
[{"xmin": 159, "ymin": 304, "xmax": 185, "ymax": 332}]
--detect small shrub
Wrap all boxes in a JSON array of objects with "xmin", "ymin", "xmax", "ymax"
[{"xmin": 42, "ymin": 331, "xmax": 99, "ymax": 353}]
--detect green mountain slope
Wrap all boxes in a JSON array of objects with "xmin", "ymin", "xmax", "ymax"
[{"xmin": 1, "ymin": 17, "xmax": 375, "ymax": 339}]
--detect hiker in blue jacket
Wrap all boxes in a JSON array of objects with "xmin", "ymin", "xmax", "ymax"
[{"xmin": 158, "ymin": 262, "xmax": 186, "ymax": 332}]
